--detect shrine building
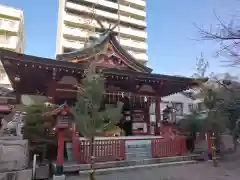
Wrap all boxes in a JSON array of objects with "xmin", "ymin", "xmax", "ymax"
[{"xmin": 0, "ymin": 30, "xmax": 201, "ymax": 136}]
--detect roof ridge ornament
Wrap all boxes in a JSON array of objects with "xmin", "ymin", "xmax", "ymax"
[{"xmin": 95, "ymin": 15, "xmax": 119, "ymax": 34}]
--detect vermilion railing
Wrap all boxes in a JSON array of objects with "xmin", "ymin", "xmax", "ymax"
[
  {"xmin": 79, "ymin": 139, "xmax": 125, "ymax": 163},
  {"xmin": 77, "ymin": 136, "xmax": 187, "ymax": 164},
  {"xmin": 152, "ymin": 137, "xmax": 187, "ymax": 158}
]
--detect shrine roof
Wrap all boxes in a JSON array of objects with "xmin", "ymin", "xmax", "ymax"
[
  {"xmin": 0, "ymin": 49, "xmax": 204, "ymax": 97},
  {"xmin": 102, "ymin": 68, "xmax": 201, "ymax": 84},
  {"xmin": 56, "ymin": 31, "xmax": 152, "ymax": 73},
  {"xmin": 0, "ymin": 49, "xmax": 86, "ymax": 69},
  {"xmin": 0, "ymin": 48, "xmax": 200, "ymax": 82}
]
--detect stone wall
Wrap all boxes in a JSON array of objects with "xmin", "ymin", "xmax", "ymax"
[
  {"xmin": 0, "ymin": 169, "xmax": 32, "ymax": 180},
  {"xmin": 0, "ymin": 137, "xmax": 28, "ymax": 172}
]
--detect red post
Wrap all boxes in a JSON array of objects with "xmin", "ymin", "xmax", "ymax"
[
  {"xmin": 57, "ymin": 130, "xmax": 64, "ymax": 165},
  {"xmin": 151, "ymin": 139, "xmax": 157, "ymax": 158},
  {"xmin": 119, "ymin": 140, "xmax": 125, "ymax": 160},
  {"xmin": 155, "ymin": 98, "xmax": 161, "ymax": 135},
  {"xmin": 178, "ymin": 137, "xmax": 185, "ymax": 155},
  {"xmin": 207, "ymin": 133, "xmax": 212, "ymax": 153}
]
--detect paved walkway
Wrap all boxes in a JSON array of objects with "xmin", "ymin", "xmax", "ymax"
[
  {"xmin": 67, "ymin": 160, "xmax": 240, "ymax": 180},
  {"xmin": 67, "ymin": 150, "xmax": 240, "ymax": 180}
]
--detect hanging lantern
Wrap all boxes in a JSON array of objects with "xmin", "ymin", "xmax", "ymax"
[
  {"xmin": 144, "ymin": 96, "xmax": 147, "ymax": 102},
  {"xmin": 121, "ymin": 92, "xmax": 124, "ymax": 98}
]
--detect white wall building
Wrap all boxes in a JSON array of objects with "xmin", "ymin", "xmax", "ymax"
[
  {"xmin": 0, "ymin": 4, "xmax": 25, "ymax": 86},
  {"xmin": 56, "ymin": 0, "xmax": 148, "ymax": 63},
  {"xmin": 0, "ymin": 4, "xmax": 24, "ymax": 53},
  {"xmin": 159, "ymin": 90, "xmax": 205, "ymax": 123}
]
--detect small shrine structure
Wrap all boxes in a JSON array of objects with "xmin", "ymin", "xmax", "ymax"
[
  {"xmin": 0, "ymin": 30, "xmax": 201, "ymax": 136},
  {"xmin": 44, "ymin": 103, "xmax": 79, "ymax": 172}
]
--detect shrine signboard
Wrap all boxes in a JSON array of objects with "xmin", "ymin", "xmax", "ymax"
[
  {"xmin": 56, "ymin": 111, "xmax": 73, "ymax": 129},
  {"xmin": 125, "ymin": 140, "xmax": 152, "ymax": 161}
]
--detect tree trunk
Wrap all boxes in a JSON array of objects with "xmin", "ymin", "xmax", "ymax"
[
  {"xmin": 211, "ymin": 132, "xmax": 218, "ymax": 167},
  {"xmin": 89, "ymin": 136, "xmax": 95, "ymax": 180}
]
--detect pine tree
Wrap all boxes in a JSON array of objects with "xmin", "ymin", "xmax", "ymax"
[
  {"xmin": 23, "ymin": 104, "xmax": 58, "ymax": 162},
  {"xmin": 72, "ymin": 63, "xmax": 123, "ymax": 180}
]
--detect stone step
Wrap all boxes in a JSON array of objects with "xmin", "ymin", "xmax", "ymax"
[{"xmin": 62, "ymin": 154, "xmax": 200, "ymax": 173}]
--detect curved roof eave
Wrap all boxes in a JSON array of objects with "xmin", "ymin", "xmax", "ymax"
[{"xmin": 56, "ymin": 31, "xmax": 152, "ymax": 73}]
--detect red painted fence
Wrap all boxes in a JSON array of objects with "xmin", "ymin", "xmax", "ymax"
[
  {"xmin": 78, "ymin": 137, "xmax": 187, "ymax": 164},
  {"xmin": 152, "ymin": 137, "xmax": 186, "ymax": 158},
  {"xmin": 79, "ymin": 139, "xmax": 125, "ymax": 163}
]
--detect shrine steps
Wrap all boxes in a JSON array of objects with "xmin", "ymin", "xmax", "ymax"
[{"xmin": 63, "ymin": 154, "xmax": 201, "ymax": 173}]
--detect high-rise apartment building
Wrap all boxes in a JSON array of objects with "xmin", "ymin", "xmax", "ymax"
[
  {"xmin": 0, "ymin": 4, "xmax": 24, "ymax": 86},
  {"xmin": 0, "ymin": 4, "xmax": 24, "ymax": 53},
  {"xmin": 56, "ymin": 0, "xmax": 148, "ymax": 63}
]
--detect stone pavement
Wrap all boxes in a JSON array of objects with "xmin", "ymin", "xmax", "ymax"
[
  {"xmin": 67, "ymin": 160, "xmax": 240, "ymax": 180},
  {"xmin": 66, "ymin": 149, "xmax": 240, "ymax": 180}
]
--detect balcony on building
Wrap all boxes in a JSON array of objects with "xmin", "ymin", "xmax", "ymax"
[
  {"xmin": 0, "ymin": 18, "xmax": 20, "ymax": 34},
  {"xmin": 65, "ymin": 2, "xmax": 147, "ymax": 27},
  {"xmin": 63, "ymin": 13, "xmax": 147, "ymax": 40},
  {"xmin": 0, "ymin": 35, "xmax": 19, "ymax": 50}
]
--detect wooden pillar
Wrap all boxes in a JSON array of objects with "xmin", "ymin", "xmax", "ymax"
[
  {"xmin": 155, "ymin": 98, "xmax": 161, "ymax": 135},
  {"xmin": 146, "ymin": 103, "xmax": 150, "ymax": 135},
  {"xmin": 57, "ymin": 130, "xmax": 64, "ymax": 165},
  {"xmin": 55, "ymin": 129, "xmax": 65, "ymax": 175},
  {"xmin": 207, "ymin": 133, "xmax": 212, "ymax": 154}
]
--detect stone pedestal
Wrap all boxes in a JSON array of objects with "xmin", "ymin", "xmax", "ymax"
[{"xmin": 53, "ymin": 174, "xmax": 66, "ymax": 180}]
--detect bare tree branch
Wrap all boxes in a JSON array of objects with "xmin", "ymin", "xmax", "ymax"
[{"xmin": 196, "ymin": 9, "xmax": 240, "ymax": 66}]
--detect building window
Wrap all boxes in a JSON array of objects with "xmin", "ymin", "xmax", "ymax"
[
  {"xmin": 0, "ymin": 34, "xmax": 7, "ymax": 44},
  {"xmin": 188, "ymin": 103, "xmax": 194, "ymax": 112},
  {"xmin": 172, "ymin": 103, "xmax": 183, "ymax": 116},
  {"xmin": 197, "ymin": 102, "xmax": 205, "ymax": 111},
  {"xmin": 8, "ymin": 20, "xmax": 15, "ymax": 28},
  {"xmin": 63, "ymin": 47, "xmax": 77, "ymax": 53}
]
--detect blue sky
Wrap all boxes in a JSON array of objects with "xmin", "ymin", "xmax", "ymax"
[{"xmin": 0, "ymin": 0, "xmax": 238, "ymax": 76}]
